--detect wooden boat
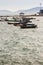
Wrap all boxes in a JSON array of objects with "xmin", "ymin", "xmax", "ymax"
[
  {"xmin": 7, "ymin": 17, "xmax": 32, "ymax": 25},
  {"xmin": 7, "ymin": 21, "xmax": 15, "ymax": 24},
  {"xmin": 20, "ymin": 23, "xmax": 37, "ymax": 28},
  {"xmin": 7, "ymin": 21, "xmax": 20, "ymax": 25},
  {"xmin": 13, "ymin": 22, "xmax": 20, "ymax": 26},
  {"xmin": 13, "ymin": 21, "xmax": 32, "ymax": 26}
]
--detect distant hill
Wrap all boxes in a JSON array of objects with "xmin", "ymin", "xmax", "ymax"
[
  {"xmin": 0, "ymin": 10, "xmax": 13, "ymax": 16},
  {"xmin": 14, "ymin": 7, "xmax": 43, "ymax": 15},
  {"xmin": 0, "ymin": 7, "xmax": 43, "ymax": 16}
]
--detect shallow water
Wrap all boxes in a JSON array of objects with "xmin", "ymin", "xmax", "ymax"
[{"xmin": 0, "ymin": 17, "xmax": 43, "ymax": 65}]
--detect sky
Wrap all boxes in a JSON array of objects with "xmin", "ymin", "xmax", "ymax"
[{"xmin": 0, "ymin": 0, "xmax": 43, "ymax": 12}]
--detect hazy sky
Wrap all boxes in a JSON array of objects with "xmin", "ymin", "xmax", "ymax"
[{"xmin": 0, "ymin": 0, "xmax": 43, "ymax": 11}]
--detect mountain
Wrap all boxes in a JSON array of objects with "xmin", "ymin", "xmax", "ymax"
[
  {"xmin": 0, "ymin": 7, "xmax": 43, "ymax": 15},
  {"xmin": 0, "ymin": 10, "xmax": 13, "ymax": 16},
  {"xmin": 14, "ymin": 7, "xmax": 43, "ymax": 15}
]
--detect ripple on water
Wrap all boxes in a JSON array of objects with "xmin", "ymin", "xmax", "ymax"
[{"xmin": 0, "ymin": 19, "xmax": 43, "ymax": 65}]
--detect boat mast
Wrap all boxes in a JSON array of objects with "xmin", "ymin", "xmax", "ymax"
[{"xmin": 40, "ymin": 3, "xmax": 42, "ymax": 10}]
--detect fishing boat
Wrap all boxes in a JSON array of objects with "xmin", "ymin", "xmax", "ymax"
[
  {"xmin": 13, "ymin": 20, "xmax": 32, "ymax": 26},
  {"xmin": 20, "ymin": 23, "xmax": 37, "ymax": 28},
  {"xmin": 7, "ymin": 21, "xmax": 15, "ymax": 24},
  {"xmin": 13, "ymin": 22, "xmax": 20, "ymax": 26}
]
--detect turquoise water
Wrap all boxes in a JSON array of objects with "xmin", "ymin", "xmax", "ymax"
[{"xmin": 0, "ymin": 17, "xmax": 43, "ymax": 65}]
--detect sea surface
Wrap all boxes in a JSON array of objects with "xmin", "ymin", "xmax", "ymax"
[{"xmin": 0, "ymin": 16, "xmax": 43, "ymax": 65}]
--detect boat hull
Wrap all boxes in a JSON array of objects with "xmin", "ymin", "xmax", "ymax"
[
  {"xmin": 20, "ymin": 24, "xmax": 37, "ymax": 28},
  {"xmin": 13, "ymin": 22, "xmax": 20, "ymax": 26}
]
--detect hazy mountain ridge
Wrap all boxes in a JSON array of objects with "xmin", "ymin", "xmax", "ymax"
[
  {"xmin": 14, "ymin": 7, "xmax": 43, "ymax": 15},
  {"xmin": 0, "ymin": 10, "xmax": 13, "ymax": 16},
  {"xmin": 0, "ymin": 7, "xmax": 43, "ymax": 15}
]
